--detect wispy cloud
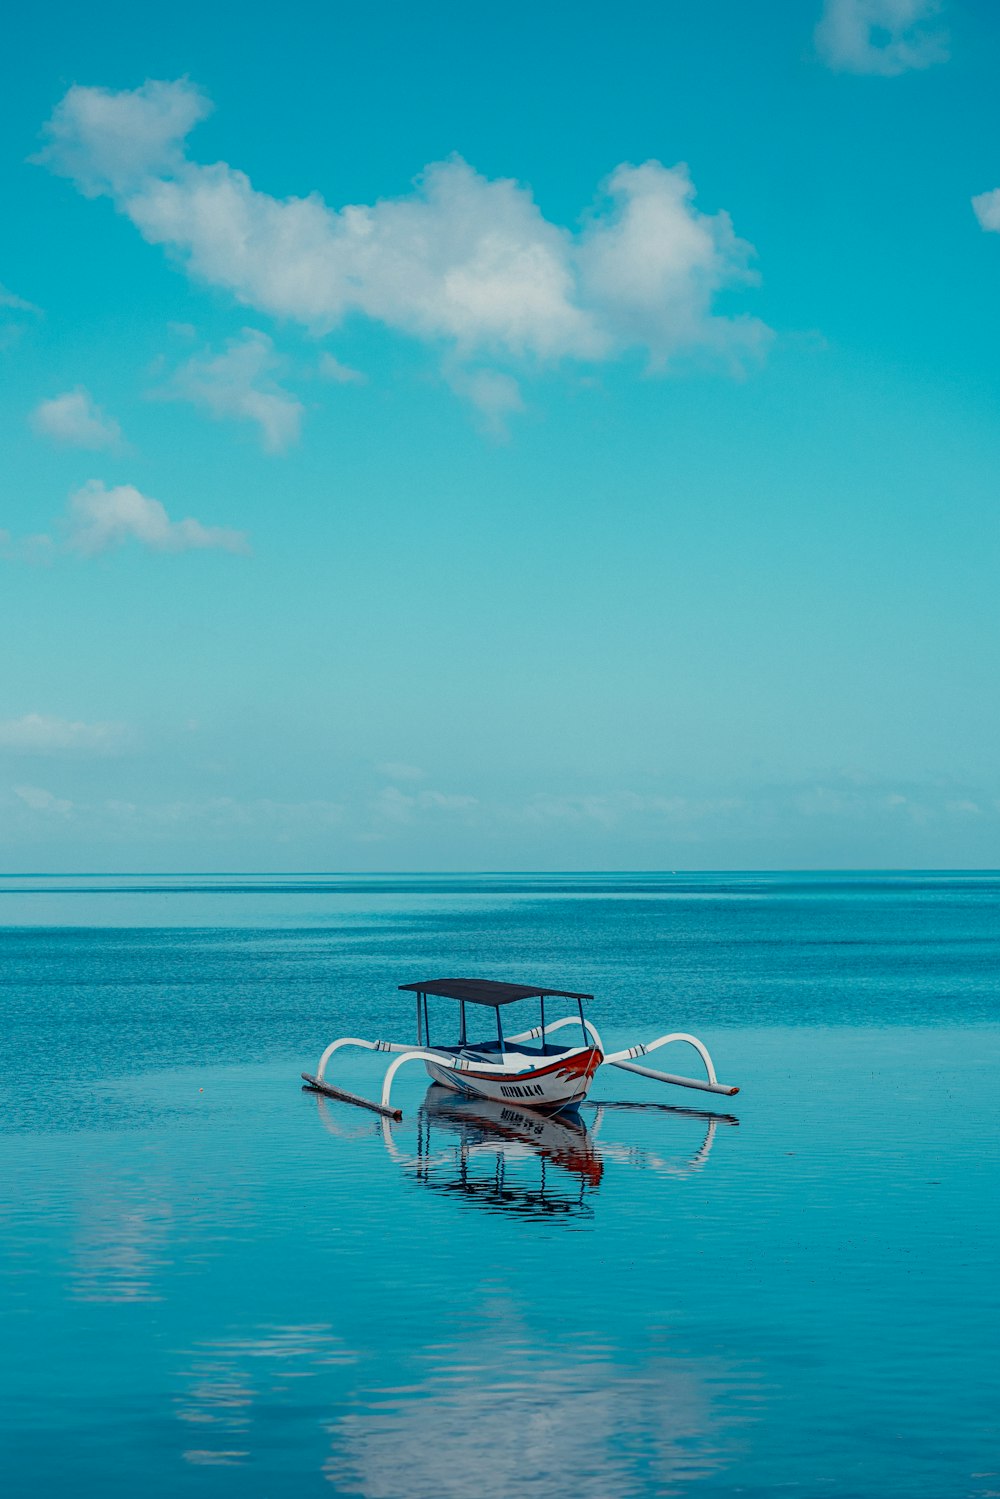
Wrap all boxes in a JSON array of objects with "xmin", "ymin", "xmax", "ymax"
[
  {"xmin": 446, "ymin": 366, "xmax": 525, "ymax": 437},
  {"xmin": 376, "ymin": 762, "xmax": 426, "ymax": 782},
  {"xmin": 164, "ymin": 328, "xmax": 303, "ymax": 452},
  {"xmin": 6, "ymin": 771, "xmax": 997, "ymax": 860},
  {"xmin": 360, "ymin": 774, "xmax": 1000, "ymax": 845},
  {"xmin": 13, "ymin": 784, "xmax": 73, "ymax": 815},
  {"xmin": 0, "ymin": 279, "xmax": 42, "ymax": 348},
  {"xmin": 374, "ymin": 785, "xmax": 480, "ymax": 824},
  {"xmin": 1, "ymin": 281, "xmax": 41, "ymax": 315},
  {"xmin": 5, "ymin": 787, "xmax": 345, "ymax": 837},
  {"xmin": 0, "ymin": 714, "xmax": 128, "ymax": 754},
  {"xmin": 318, "ymin": 352, "xmax": 366, "ymax": 385},
  {"xmin": 0, "ymin": 529, "xmax": 53, "ymax": 564},
  {"xmin": 815, "ymin": 0, "xmax": 948, "ymax": 76},
  {"xmin": 511, "ymin": 792, "xmax": 743, "ymax": 829},
  {"xmin": 138, "ymin": 796, "xmax": 344, "ymax": 831},
  {"xmin": 37, "ymin": 79, "xmax": 771, "ymax": 397},
  {"xmin": 31, "ymin": 387, "xmax": 122, "ymax": 449},
  {"xmin": 62, "ymin": 480, "xmax": 249, "ymax": 556}
]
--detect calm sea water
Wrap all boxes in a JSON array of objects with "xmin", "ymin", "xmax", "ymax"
[{"xmin": 2, "ymin": 872, "xmax": 998, "ymax": 1497}]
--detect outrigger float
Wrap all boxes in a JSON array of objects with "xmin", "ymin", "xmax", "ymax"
[{"xmin": 301, "ymin": 977, "xmax": 739, "ymax": 1120}]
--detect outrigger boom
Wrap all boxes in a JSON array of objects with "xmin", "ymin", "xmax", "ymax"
[{"xmin": 302, "ymin": 977, "xmax": 739, "ymax": 1120}]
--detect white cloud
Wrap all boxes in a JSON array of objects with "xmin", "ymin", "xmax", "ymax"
[
  {"xmin": 63, "ymin": 480, "xmax": 248, "ymax": 556},
  {"xmin": 0, "ymin": 714, "xmax": 127, "ymax": 754},
  {"xmin": 31, "ymin": 387, "xmax": 122, "ymax": 449},
  {"xmin": 578, "ymin": 162, "xmax": 766, "ymax": 367},
  {"xmin": 815, "ymin": 0, "xmax": 948, "ymax": 76},
  {"xmin": 972, "ymin": 189, "xmax": 1000, "ymax": 233},
  {"xmin": 38, "ymin": 79, "xmax": 770, "ymax": 379},
  {"xmin": 14, "ymin": 784, "xmax": 73, "ymax": 815},
  {"xmin": 167, "ymin": 329, "xmax": 303, "ymax": 451},
  {"xmin": 446, "ymin": 366, "xmax": 525, "ymax": 437},
  {"xmin": 34, "ymin": 77, "xmax": 212, "ymax": 197},
  {"xmin": 2, "ymin": 484, "xmax": 246, "ymax": 561},
  {"xmin": 318, "ymin": 352, "xmax": 366, "ymax": 384}
]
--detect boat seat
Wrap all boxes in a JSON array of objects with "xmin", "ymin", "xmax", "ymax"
[{"xmin": 457, "ymin": 1041, "xmax": 573, "ymax": 1061}]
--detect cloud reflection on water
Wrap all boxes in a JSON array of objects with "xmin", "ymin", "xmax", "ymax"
[
  {"xmin": 175, "ymin": 1325, "xmax": 355, "ymax": 1469},
  {"xmin": 324, "ymin": 1312, "xmax": 753, "ymax": 1499},
  {"xmin": 70, "ymin": 1166, "xmax": 173, "ymax": 1302}
]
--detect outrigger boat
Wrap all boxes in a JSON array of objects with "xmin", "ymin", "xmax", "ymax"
[{"xmin": 301, "ymin": 977, "xmax": 739, "ymax": 1120}]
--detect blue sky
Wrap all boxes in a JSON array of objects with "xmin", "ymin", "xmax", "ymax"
[{"xmin": 2, "ymin": 0, "xmax": 999, "ymax": 870}]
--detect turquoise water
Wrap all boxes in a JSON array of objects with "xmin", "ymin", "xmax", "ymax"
[{"xmin": 2, "ymin": 872, "xmax": 998, "ymax": 1496}]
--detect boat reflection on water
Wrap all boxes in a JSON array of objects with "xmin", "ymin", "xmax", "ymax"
[
  {"xmin": 588, "ymin": 1098, "xmax": 738, "ymax": 1178},
  {"xmin": 312, "ymin": 1084, "xmax": 738, "ymax": 1220},
  {"xmin": 392, "ymin": 1086, "xmax": 604, "ymax": 1217}
]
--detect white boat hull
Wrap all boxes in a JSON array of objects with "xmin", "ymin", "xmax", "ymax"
[{"xmin": 424, "ymin": 1045, "xmax": 602, "ymax": 1115}]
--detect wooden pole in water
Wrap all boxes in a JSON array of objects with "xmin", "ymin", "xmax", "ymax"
[{"xmin": 301, "ymin": 1074, "xmax": 403, "ymax": 1120}]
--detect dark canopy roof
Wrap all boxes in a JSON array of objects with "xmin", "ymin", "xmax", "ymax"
[{"xmin": 399, "ymin": 977, "xmax": 592, "ymax": 1007}]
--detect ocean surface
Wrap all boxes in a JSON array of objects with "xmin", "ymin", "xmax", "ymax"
[{"xmin": 1, "ymin": 871, "xmax": 998, "ymax": 1498}]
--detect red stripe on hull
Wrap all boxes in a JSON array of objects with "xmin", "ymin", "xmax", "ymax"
[{"xmin": 459, "ymin": 1046, "xmax": 603, "ymax": 1086}]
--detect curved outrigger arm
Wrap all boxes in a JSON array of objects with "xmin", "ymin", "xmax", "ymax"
[
  {"xmin": 302, "ymin": 1036, "xmax": 451, "ymax": 1120},
  {"xmin": 507, "ymin": 1019, "xmax": 738, "ymax": 1097},
  {"xmin": 302, "ymin": 1038, "xmax": 556, "ymax": 1121},
  {"xmin": 603, "ymin": 1032, "xmax": 739, "ymax": 1098},
  {"xmin": 506, "ymin": 1015, "xmax": 606, "ymax": 1050},
  {"xmin": 313, "ymin": 1036, "xmax": 415, "ymax": 1080}
]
